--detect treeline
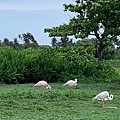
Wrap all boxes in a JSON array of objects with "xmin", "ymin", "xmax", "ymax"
[
  {"xmin": 0, "ymin": 30, "xmax": 120, "ymax": 59},
  {"xmin": 1, "ymin": 33, "xmax": 120, "ymax": 60},
  {"xmin": 0, "ymin": 46, "xmax": 119, "ymax": 84},
  {"xmin": 0, "ymin": 33, "xmax": 39, "ymax": 50}
]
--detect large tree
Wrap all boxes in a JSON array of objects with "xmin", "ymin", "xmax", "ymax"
[{"xmin": 44, "ymin": 0, "xmax": 120, "ymax": 60}]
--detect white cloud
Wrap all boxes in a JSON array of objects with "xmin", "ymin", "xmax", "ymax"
[{"xmin": 0, "ymin": 1, "xmax": 63, "ymax": 11}]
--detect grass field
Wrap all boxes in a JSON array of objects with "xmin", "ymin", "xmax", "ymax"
[{"xmin": 0, "ymin": 83, "xmax": 120, "ymax": 120}]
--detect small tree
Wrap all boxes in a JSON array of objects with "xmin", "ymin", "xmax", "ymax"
[{"xmin": 44, "ymin": 0, "xmax": 120, "ymax": 60}]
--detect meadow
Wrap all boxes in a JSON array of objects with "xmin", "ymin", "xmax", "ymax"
[{"xmin": 0, "ymin": 82, "xmax": 120, "ymax": 120}]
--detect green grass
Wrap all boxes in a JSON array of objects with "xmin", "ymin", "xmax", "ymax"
[{"xmin": 0, "ymin": 83, "xmax": 120, "ymax": 120}]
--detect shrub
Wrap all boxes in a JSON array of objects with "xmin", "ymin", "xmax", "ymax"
[{"xmin": 0, "ymin": 46, "xmax": 119, "ymax": 84}]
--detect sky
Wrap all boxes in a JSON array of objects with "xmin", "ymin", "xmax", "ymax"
[{"xmin": 0, "ymin": 0, "xmax": 76, "ymax": 45}]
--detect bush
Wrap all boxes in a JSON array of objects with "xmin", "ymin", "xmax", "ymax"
[{"xmin": 0, "ymin": 46, "xmax": 119, "ymax": 84}]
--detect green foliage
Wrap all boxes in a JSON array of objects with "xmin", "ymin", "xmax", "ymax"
[
  {"xmin": 75, "ymin": 38, "xmax": 120, "ymax": 60},
  {"xmin": 0, "ymin": 46, "xmax": 119, "ymax": 84},
  {"xmin": 0, "ymin": 47, "xmax": 25, "ymax": 83},
  {"xmin": 102, "ymin": 46, "xmax": 118, "ymax": 60},
  {"xmin": 106, "ymin": 60, "xmax": 120, "ymax": 68},
  {"xmin": 44, "ymin": 0, "xmax": 120, "ymax": 60},
  {"xmin": 114, "ymin": 68, "xmax": 120, "ymax": 80},
  {"xmin": 0, "ymin": 83, "xmax": 120, "ymax": 120}
]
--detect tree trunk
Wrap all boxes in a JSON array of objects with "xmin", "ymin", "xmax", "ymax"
[
  {"xmin": 95, "ymin": 50, "xmax": 103, "ymax": 61},
  {"xmin": 95, "ymin": 40, "xmax": 104, "ymax": 61},
  {"xmin": 97, "ymin": 51, "xmax": 103, "ymax": 61}
]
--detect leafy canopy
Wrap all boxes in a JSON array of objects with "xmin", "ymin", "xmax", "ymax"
[
  {"xmin": 44, "ymin": 0, "xmax": 120, "ymax": 60},
  {"xmin": 45, "ymin": 0, "xmax": 120, "ymax": 38}
]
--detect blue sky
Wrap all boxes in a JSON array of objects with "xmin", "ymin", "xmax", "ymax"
[{"xmin": 0, "ymin": 0, "xmax": 75, "ymax": 45}]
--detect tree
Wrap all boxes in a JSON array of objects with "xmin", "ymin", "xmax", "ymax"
[
  {"xmin": 44, "ymin": 0, "xmax": 120, "ymax": 60},
  {"xmin": 51, "ymin": 37, "xmax": 57, "ymax": 47},
  {"xmin": 3, "ymin": 38, "xmax": 10, "ymax": 46},
  {"xmin": 13, "ymin": 38, "xmax": 19, "ymax": 46},
  {"xmin": 18, "ymin": 33, "xmax": 38, "ymax": 45},
  {"xmin": 51, "ymin": 36, "xmax": 74, "ymax": 47},
  {"xmin": 57, "ymin": 36, "xmax": 74, "ymax": 47}
]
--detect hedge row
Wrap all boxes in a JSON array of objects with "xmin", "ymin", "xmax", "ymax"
[{"xmin": 0, "ymin": 46, "xmax": 119, "ymax": 84}]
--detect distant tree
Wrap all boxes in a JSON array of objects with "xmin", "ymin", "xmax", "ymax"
[
  {"xmin": 13, "ymin": 38, "xmax": 19, "ymax": 46},
  {"xmin": 76, "ymin": 38, "xmax": 95, "ymax": 47},
  {"xmin": 18, "ymin": 32, "xmax": 38, "ymax": 45},
  {"xmin": 51, "ymin": 37, "xmax": 57, "ymax": 47},
  {"xmin": 57, "ymin": 36, "xmax": 74, "ymax": 47},
  {"xmin": 44, "ymin": 0, "xmax": 120, "ymax": 60},
  {"xmin": 3, "ymin": 38, "xmax": 10, "ymax": 46},
  {"xmin": 51, "ymin": 36, "xmax": 74, "ymax": 47},
  {"xmin": 9, "ymin": 41, "xmax": 14, "ymax": 47}
]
